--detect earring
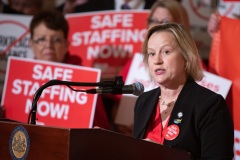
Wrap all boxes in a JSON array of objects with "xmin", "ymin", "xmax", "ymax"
[{"xmin": 185, "ymin": 62, "xmax": 188, "ymax": 70}]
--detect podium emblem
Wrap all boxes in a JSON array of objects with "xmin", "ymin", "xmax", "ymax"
[{"xmin": 9, "ymin": 126, "xmax": 30, "ymax": 160}]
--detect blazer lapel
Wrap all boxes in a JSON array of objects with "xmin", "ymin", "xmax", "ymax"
[
  {"xmin": 134, "ymin": 88, "xmax": 160, "ymax": 138},
  {"xmin": 163, "ymin": 80, "xmax": 195, "ymax": 146}
]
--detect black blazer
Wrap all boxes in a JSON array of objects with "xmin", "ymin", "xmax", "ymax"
[{"xmin": 133, "ymin": 80, "xmax": 234, "ymax": 159}]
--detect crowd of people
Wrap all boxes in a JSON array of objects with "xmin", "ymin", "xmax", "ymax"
[
  {"xmin": 0, "ymin": 0, "xmax": 237, "ymax": 159},
  {"xmin": 1, "ymin": 0, "xmax": 162, "ymax": 15}
]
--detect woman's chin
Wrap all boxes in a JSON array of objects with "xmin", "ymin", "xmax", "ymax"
[{"xmin": 41, "ymin": 56, "xmax": 56, "ymax": 62}]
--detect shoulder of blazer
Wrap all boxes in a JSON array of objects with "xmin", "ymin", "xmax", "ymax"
[
  {"xmin": 135, "ymin": 87, "xmax": 160, "ymax": 114},
  {"xmin": 138, "ymin": 87, "xmax": 160, "ymax": 101},
  {"xmin": 178, "ymin": 80, "xmax": 223, "ymax": 104}
]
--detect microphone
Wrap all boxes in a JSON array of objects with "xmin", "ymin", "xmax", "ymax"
[{"xmin": 86, "ymin": 82, "xmax": 144, "ymax": 96}]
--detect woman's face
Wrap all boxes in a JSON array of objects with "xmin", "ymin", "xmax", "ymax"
[
  {"xmin": 147, "ymin": 31, "xmax": 186, "ymax": 87},
  {"xmin": 29, "ymin": 22, "xmax": 68, "ymax": 63},
  {"xmin": 148, "ymin": 7, "xmax": 174, "ymax": 29}
]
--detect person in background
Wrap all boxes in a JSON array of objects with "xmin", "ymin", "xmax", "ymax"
[
  {"xmin": 207, "ymin": 0, "xmax": 240, "ymax": 37},
  {"xmin": 0, "ymin": 0, "xmax": 23, "ymax": 14},
  {"xmin": 207, "ymin": 11, "xmax": 220, "ymax": 38},
  {"xmin": 57, "ymin": 0, "xmax": 157, "ymax": 14},
  {"xmin": 8, "ymin": 0, "xmax": 43, "ymax": 15},
  {"xmin": 57, "ymin": 0, "xmax": 92, "ymax": 14},
  {"xmin": 29, "ymin": 10, "xmax": 82, "ymax": 65},
  {"xmin": 146, "ymin": 0, "xmax": 189, "ymax": 28},
  {"xmin": 133, "ymin": 23, "xmax": 234, "ymax": 159},
  {"xmin": 113, "ymin": 0, "xmax": 157, "ymax": 10}
]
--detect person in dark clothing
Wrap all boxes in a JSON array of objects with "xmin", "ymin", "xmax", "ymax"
[
  {"xmin": 0, "ymin": 0, "xmax": 23, "ymax": 14},
  {"xmin": 57, "ymin": 0, "xmax": 157, "ymax": 14},
  {"xmin": 133, "ymin": 23, "xmax": 234, "ymax": 159}
]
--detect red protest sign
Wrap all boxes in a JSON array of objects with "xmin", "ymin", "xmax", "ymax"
[
  {"xmin": 1, "ymin": 57, "xmax": 101, "ymax": 128},
  {"xmin": 66, "ymin": 10, "xmax": 149, "ymax": 79}
]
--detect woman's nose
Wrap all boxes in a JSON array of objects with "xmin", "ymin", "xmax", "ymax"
[
  {"xmin": 44, "ymin": 39, "xmax": 55, "ymax": 47},
  {"xmin": 154, "ymin": 55, "xmax": 163, "ymax": 64}
]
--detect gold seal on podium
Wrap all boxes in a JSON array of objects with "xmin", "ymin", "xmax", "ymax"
[{"xmin": 9, "ymin": 126, "xmax": 30, "ymax": 160}]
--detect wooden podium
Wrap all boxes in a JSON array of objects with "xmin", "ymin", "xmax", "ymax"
[{"xmin": 0, "ymin": 119, "xmax": 191, "ymax": 160}]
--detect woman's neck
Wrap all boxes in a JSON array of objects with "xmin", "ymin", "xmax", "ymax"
[{"xmin": 159, "ymin": 82, "xmax": 185, "ymax": 102}]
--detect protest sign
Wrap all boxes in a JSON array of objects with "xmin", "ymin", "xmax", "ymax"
[
  {"xmin": 66, "ymin": 10, "xmax": 149, "ymax": 79},
  {"xmin": 0, "ymin": 14, "xmax": 32, "ymax": 99},
  {"xmin": 1, "ymin": 57, "xmax": 101, "ymax": 128},
  {"xmin": 181, "ymin": 0, "xmax": 212, "ymax": 60},
  {"xmin": 209, "ymin": 17, "xmax": 240, "ymax": 159}
]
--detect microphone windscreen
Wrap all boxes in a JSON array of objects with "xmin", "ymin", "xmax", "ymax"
[{"xmin": 133, "ymin": 82, "xmax": 144, "ymax": 96}]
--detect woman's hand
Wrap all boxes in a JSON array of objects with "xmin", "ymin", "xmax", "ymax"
[{"xmin": 208, "ymin": 11, "xmax": 221, "ymax": 37}]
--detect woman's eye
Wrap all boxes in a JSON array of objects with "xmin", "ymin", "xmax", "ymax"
[
  {"xmin": 162, "ymin": 50, "xmax": 170, "ymax": 55},
  {"xmin": 148, "ymin": 52, "xmax": 155, "ymax": 56}
]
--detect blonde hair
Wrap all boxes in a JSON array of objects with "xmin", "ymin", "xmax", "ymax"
[
  {"xmin": 148, "ymin": 0, "xmax": 190, "ymax": 29},
  {"xmin": 142, "ymin": 23, "xmax": 203, "ymax": 81}
]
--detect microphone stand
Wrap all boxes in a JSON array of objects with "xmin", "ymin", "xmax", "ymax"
[{"xmin": 28, "ymin": 76, "xmax": 124, "ymax": 125}]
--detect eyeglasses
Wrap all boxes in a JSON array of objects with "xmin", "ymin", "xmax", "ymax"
[
  {"xmin": 147, "ymin": 18, "xmax": 169, "ymax": 25},
  {"xmin": 32, "ymin": 37, "xmax": 66, "ymax": 46}
]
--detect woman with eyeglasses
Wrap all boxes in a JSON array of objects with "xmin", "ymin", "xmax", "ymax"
[
  {"xmin": 29, "ymin": 10, "xmax": 82, "ymax": 65},
  {"xmin": 147, "ymin": 0, "xmax": 189, "ymax": 29}
]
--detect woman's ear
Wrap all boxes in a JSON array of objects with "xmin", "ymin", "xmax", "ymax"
[{"xmin": 185, "ymin": 62, "xmax": 188, "ymax": 70}]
